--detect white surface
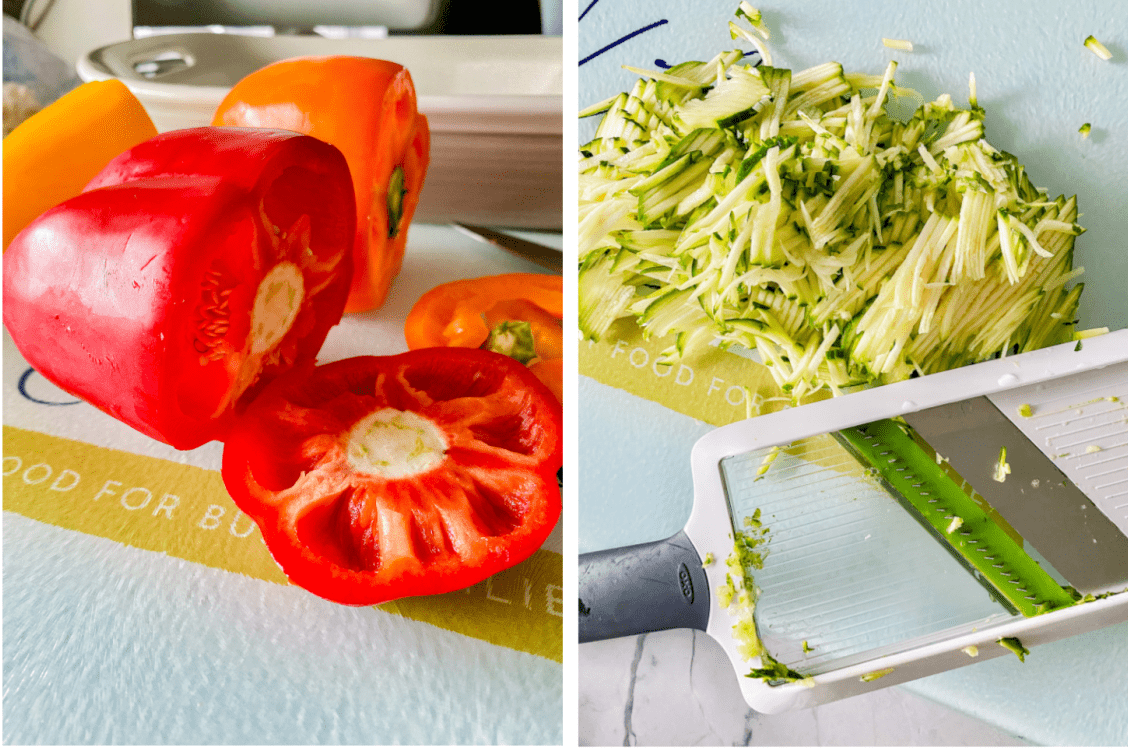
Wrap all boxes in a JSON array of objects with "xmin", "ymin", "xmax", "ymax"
[{"xmin": 4, "ymin": 513, "xmax": 561, "ymax": 745}]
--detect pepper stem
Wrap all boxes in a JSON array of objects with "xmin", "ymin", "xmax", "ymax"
[
  {"xmin": 483, "ymin": 320, "xmax": 538, "ymax": 365},
  {"xmin": 347, "ymin": 409, "xmax": 447, "ymax": 479},
  {"xmin": 386, "ymin": 166, "xmax": 406, "ymax": 239},
  {"xmin": 249, "ymin": 260, "xmax": 304, "ymax": 355}
]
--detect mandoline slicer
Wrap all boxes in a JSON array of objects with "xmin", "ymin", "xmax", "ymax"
[{"xmin": 579, "ymin": 329, "xmax": 1128, "ymax": 713}]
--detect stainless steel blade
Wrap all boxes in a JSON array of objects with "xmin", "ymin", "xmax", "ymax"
[
  {"xmin": 453, "ymin": 223, "xmax": 563, "ymax": 273},
  {"xmin": 903, "ymin": 396, "xmax": 1128, "ymax": 596}
]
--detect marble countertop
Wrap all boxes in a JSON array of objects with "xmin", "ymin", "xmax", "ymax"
[{"xmin": 579, "ymin": 629, "xmax": 1031, "ymax": 746}]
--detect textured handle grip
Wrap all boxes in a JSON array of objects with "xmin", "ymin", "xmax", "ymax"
[{"xmin": 578, "ymin": 530, "xmax": 710, "ymax": 643}]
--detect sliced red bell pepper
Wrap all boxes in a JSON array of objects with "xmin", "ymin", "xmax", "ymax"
[
  {"xmin": 2, "ymin": 127, "xmax": 356, "ymax": 450},
  {"xmin": 220, "ymin": 348, "xmax": 562, "ymax": 606},
  {"xmin": 404, "ymin": 273, "xmax": 564, "ymax": 403},
  {"xmin": 212, "ymin": 56, "xmax": 430, "ymax": 314}
]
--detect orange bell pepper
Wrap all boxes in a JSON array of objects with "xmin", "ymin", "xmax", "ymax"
[
  {"xmin": 3, "ymin": 79, "xmax": 158, "ymax": 251},
  {"xmin": 528, "ymin": 358, "xmax": 563, "ymax": 403},
  {"xmin": 404, "ymin": 273, "xmax": 563, "ymax": 403},
  {"xmin": 213, "ymin": 56, "xmax": 430, "ymax": 314}
]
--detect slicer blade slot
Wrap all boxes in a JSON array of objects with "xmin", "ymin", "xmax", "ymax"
[{"xmin": 719, "ymin": 434, "xmax": 1017, "ymax": 676}]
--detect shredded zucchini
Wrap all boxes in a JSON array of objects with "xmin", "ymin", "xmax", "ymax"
[
  {"xmin": 578, "ymin": 5, "xmax": 1088, "ymax": 403},
  {"xmin": 998, "ymin": 636, "xmax": 1030, "ymax": 662},
  {"xmin": 860, "ymin": 667, "xmax": 895, "ymax": 682},
  {"xmin": 719, "ymin": 509, "xmax": 772, "ymax": 666},
  {"xmin": 993, "ymin": 446, "xmax": 1011, "ymax": 482},
  {"xmin": 1084, "ymin": 36, "xmax": 1112, "ymax": 61}
]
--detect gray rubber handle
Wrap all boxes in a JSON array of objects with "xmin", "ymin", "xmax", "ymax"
[{"xmin": 578, "ymin": 530, "xmax": 710, "ymax": 643}]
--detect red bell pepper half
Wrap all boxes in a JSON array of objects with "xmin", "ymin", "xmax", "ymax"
[
  {"xmin": 220, "ymin": 348, "xmax": 563, "ymax": 606},
  {"xmin": 2, "ymin": 127, "xmax": 356, "ymax": 449}
]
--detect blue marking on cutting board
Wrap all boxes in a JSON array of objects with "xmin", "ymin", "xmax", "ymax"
[
  {"xmin": 579, "ymin": 19, "xmax": 669, "ymax": 66},
  {"xmin": 18, "ymin": 367, "xmax": 81, "ymax": 406}
]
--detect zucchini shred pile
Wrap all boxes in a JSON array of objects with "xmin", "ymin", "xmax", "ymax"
[{"xmin": 578, "ymin": 11, "xmax": 1088, "ymax": 402}]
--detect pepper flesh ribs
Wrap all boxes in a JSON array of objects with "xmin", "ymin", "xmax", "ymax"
[{"xmin": 220, "ymin": 349, "xmax": 563, "ymax": 605}]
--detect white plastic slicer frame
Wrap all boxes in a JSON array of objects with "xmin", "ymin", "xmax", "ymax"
[{"xmin": 685, "ymin": 329, "xmax": 1128, "ymax": 713}]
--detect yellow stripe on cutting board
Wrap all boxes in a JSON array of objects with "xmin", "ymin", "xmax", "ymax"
[
  {"xmin": 2, "ymin": 425, "xmax": 562, "ymax": 663},
  {"xmin": 579, "ymin": 318, "xmax": 795, "ymax": 427}
]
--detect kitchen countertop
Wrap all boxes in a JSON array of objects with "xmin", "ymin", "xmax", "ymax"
[
  {"xmin": 3, "ymin": 223, "xmax": 563, "ymax": 745},
  {"xmin": 579, "ymin": 627, "xmax": 1035, "ymax": 746},
  {"xmin": 578, "ymin": 0, "xmax": 1128, "ymax": 744}
]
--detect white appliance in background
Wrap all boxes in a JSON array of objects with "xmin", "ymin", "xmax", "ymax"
[
  {"xmin": 127, "ymin": 0, "xmax": 443, "ymax": 34},
  {"xmin": 77, "ymin": 33, "xmax": 562, "ymax": 229},
  {"xmin": 125, "ymin": 0, "xmax": 560, "ymax": 36},
  {"xmin": 27, "ymin": 0, "xmax": 562, "ymax": 229}
]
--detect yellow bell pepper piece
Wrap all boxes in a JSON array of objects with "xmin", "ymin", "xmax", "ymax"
[{"xmin": 3, "ymin": 79, "xmax": 158, "ymax": 251}]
